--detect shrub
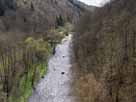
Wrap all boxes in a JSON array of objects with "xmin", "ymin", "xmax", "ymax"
[{"xmin": 24, "ymin": 37, "xmax": 52, "ymax": 61}]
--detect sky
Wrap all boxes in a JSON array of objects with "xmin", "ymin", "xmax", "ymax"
[{"xmin": 78, "ymin": 0, "xmax": 110, "ymax": 6}]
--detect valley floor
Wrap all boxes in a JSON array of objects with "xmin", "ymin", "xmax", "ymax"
[{"xmin": 29, "ymin": 34, "xmax": 75, "ymax": 102}]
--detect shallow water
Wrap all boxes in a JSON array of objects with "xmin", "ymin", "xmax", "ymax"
[{"xmin": 29, "ymin": 34, "xmax": 75, "ymax": 102}]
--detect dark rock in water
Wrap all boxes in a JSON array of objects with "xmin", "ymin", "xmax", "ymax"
[
  {"xmin": 32, "ymin": 86, "xmax": 36, "ymax": 90},
  {"xmin": 53, "ymin": 47, "xmax": 56, "ymax": 55},
  {"xmin": 61, "ymin": 72, "xmax": 65, "ymax": 75},
  {"xmin": 42, "ymin": 76, "xmax": 45, "ymax": 78}
]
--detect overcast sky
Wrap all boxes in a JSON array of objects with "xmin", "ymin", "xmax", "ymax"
[{"xmin": 78, "ymin": 0, "xmax": 110, "ymax": 6}]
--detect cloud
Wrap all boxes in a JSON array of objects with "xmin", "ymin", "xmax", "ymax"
[{"xmin": 78, "ymin": 0, "xmax": 110, "ymax": 6}]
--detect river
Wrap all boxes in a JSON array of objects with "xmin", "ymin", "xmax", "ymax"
[{"xmin": 29, "ymin": 34, "xmax": 75, "ymax": 102}]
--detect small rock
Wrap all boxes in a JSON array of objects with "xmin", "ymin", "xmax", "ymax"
[
  {"xmin": 42, "ymin": 76, "xmax": 45, "ymax": 78},
  {"xmin": 61, "ymin": 72, "xmax": 65, "ymax": 75}
]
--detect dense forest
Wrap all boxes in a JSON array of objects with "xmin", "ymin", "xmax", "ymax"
[{"xmin": 73, "ymin": 0, "xmax": 136, "ymax": 102}]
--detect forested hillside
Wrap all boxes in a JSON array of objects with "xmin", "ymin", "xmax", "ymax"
[
  {"xmin": 73, "ymin": 0, "xmax": 136, "ymax": 102},
  {"xmin": 0, "ymin": 0, "xmax": 83, "ymax": 32}
]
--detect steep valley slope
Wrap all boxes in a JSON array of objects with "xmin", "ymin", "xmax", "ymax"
[
  {"xmin": 73, "ymin": 0, "xmax": 136, "ymax": 102},
  {"xmin": 0, "ymin": 0, "xmax": 85, "ymax": 33}
]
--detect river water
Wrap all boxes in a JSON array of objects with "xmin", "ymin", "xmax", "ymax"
[{"xmin": 29, "ymin": 34, "xmax": 75, "ymax": 102}]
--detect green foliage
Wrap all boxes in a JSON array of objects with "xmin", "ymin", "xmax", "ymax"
[
  {"xmin": 49, "ymin": 23, "xmax": 73, "ymax": 43},
  {"xmin": 25, "ymin": 37, "xmax": 52, "ymax": 61},
  {"xmin": 0, "ymin": 44, "xmax": 50, "ymax": 102}
]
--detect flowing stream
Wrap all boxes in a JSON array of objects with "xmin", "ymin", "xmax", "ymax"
[{"xmin": 29, "ymin": 34, "xmax": 75, "ymax": 102}]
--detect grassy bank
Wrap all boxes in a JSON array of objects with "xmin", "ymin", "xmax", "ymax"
[{"xmin": 0, "ymin": 40, "xmax": 51, "ymax": 102}]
